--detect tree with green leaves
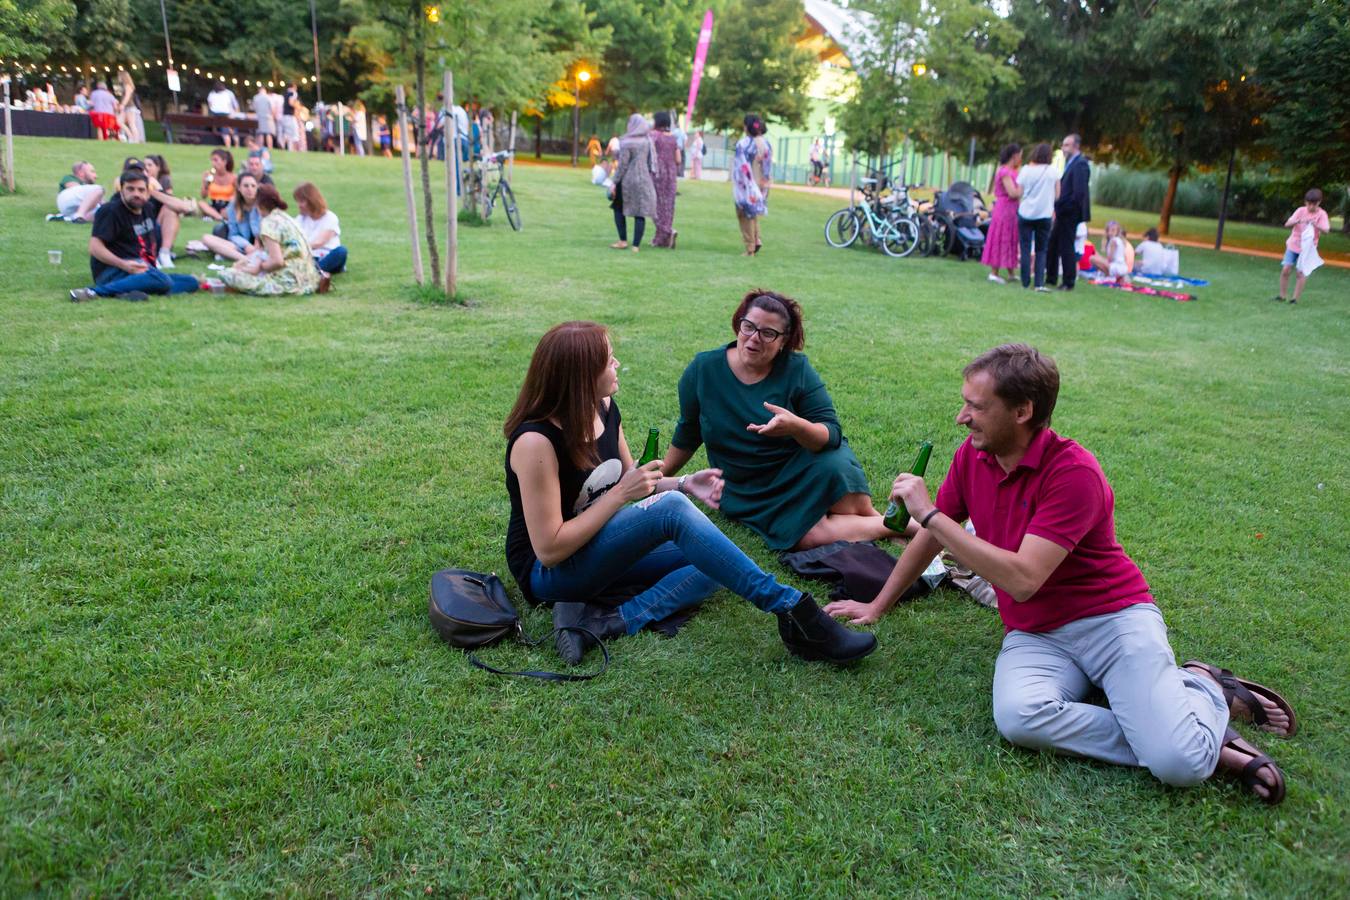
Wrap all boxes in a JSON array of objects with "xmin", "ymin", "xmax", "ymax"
[
  {"xmin": 696, "ymin": 0, "xmax": 815, "ymax": 134},
  {"xmin": 974, "ymin": 0, "xmax": 1132, "ymax": 151},
  {"xmin": 1118, "ymin": 0, "xmax": 1268, "ymax": 234},
  {"xmin": 1258, "ymin": 0, "xmax": 1350, "ymax": 231},
  {"xmin": 590, "ymin": 0, "xmax": 703, "ymax": 112},
  {"xmin": 1, "ymin": 0, "xmax": 75, "ymax": 61},
  {"xmin": 835, "ymin": 0, "xmax": 1020, "ymax": 160}
]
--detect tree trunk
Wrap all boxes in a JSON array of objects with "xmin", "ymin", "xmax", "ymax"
[
  {"xmin": 534, "ymin": 116, "xmax": 543, "ymax": 160},
  {"xmin": 1159, "ymin": 163, "xmax": 1182, "ymax": 236},
  {"xmin": 1214, "ymin": 145, "xmax": 1236, "ymax": 250},
  {"xmin": 414, "ymin": 37, "xmax": 441, "ymax": 287}
]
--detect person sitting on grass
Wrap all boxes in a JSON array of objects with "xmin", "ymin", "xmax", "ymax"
[
  {"xmin": 198, "ymin": 149, "xmax": 237, "ymax": 238},
  {"xmin": 505, "ymin": 321, "xmax": 877, "ymax": 667},
  {"xmin": 1133, "ymin": 227, "xmax": 1166, "ymax": 274},
  {"xmin": 292, "ymin": 182, "xmax": 347, "ymax": 282},
  {"xmin": 112, "ymin": 156, "xmax": 186, "ymax": 269},
  {"xmin": 53, "ymin": 161, "xmax": 104, "ymax": 223},
  {"xmin": 243, "ymin": 149, "xmax": 275, "ymax": 185},
  {"xmin": 1275, "ymin": 188, "xmax": 1331, "ymax": 305},
  {"xmin": 68, "ymin": 168, "xmax": 200, "ymax": 303},
  {"xmin": 825, "ymin": 344, "xmax": 1298, "ymax": 805},
  {"xmin": 217, "ymin": 184, "xmax": 320, "ymax": 296},
  {"xmin": 190, "ymin": 172, "xmax": 262, "ymax": 263},
  {"xmin": 661, "ymin": 290, "xmax": 917, "ymax": 551},
  {"xmin": 1087, "ymin": 220, "xmax": 1134, "ymax": 283}
]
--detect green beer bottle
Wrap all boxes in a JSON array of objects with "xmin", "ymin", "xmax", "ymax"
[
  {"xmin": 637, "ymin": 428, "xmax": 661, "ymax": 466},
  {"xmin": 882, "ymin": 440, "xmax": 934, "ymax": 532}
]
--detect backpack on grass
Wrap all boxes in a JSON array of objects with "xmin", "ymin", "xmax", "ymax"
[{"xmin": 428, "ymin": 568, "xmax": 608, "ymax": 682}]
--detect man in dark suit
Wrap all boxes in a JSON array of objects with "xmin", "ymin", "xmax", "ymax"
[{"xmin": 1045, "ymin": 134, "xmax": 1091, "ymax": 291}]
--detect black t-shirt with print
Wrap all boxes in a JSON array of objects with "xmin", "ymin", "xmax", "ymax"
[
  {"xmin": 504, "ymin": 399, "xmax": 623, "ymax": 603},
  {"xmin": 89, "ymin": 194, "xmax": 162, "ymax": 280}
]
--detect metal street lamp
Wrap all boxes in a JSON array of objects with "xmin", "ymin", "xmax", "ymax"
[{"xmin": 571, "ymin": 68, "xmax": 592, "ymax": 167}]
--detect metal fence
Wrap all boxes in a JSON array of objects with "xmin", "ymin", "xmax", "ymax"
[{"xmin": 701, "ymin": 133, "xmax": 997, "ymax": 193}]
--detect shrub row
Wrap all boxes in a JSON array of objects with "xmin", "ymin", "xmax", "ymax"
[{"xmin": 1091, "ymin": 166, "xmax": 1346, "ymax": 225}]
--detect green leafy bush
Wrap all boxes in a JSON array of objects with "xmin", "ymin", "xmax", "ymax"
[{"xmin": 1092, "ymin": 166, "xmax": 1346, "ymax": 225}]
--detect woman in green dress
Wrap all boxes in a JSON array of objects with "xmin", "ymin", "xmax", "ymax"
[
  {"xmin": 218, "ymin": 183, "xmax": 321, "ymax": 296},
  {"xmin": 662, "ymin": 290, "xmax": 915, "ymax": 550}
]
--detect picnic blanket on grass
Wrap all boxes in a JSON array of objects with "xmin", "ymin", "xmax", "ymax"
[
  {"xmin": 1087, "ymin": 277, "xmax": 1196, "ymax": 302},
  {"xmin": 1134, "ymin": 273, "xmax": 1209, "ymax": 288}
]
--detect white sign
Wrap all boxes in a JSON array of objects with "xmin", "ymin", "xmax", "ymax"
[{"xmin": 166, "ymin": 69, "xmax": 181, "ymax": 93}]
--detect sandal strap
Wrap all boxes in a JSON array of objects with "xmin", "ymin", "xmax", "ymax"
[
  {"xmin": 1240, "ymin": 752, "xmax": 1277, "ymax": 790},
  {"xmin": 1215, "ymin": 667, "xmax": 1271, "ymax": 728}
]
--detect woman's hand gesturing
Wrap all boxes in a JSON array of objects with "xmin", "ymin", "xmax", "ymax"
[
  {"xmin": 682, "ymin": 468, "xmax": 724, "ymax": 509},
  {"xmin": 745, "ymin": 402, "xmax": 799, "ymax": 439}
]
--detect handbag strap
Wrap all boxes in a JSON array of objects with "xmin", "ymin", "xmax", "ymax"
[{"xmin": 466, "ymin": 626, "xmax": 610, "ymax": 682}]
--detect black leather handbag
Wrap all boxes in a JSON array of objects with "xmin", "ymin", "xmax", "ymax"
[{"xmin": 428, "ymin": 568, "xmax": 608, "ymax": 681}]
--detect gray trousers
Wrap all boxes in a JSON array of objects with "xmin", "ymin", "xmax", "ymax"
[{"xmin": 992, "ymin": 603, "xmax": 1228, "ymax": 786}]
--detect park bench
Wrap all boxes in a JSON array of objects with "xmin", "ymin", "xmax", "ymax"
[{"xmin": 163, "ymin": 112, "xmax": 258, "ymax": 145}]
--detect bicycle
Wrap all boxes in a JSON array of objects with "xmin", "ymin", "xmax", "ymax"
[
  {"xmin": 477, "ymin": 150, "xmax": 521, "ymax": 231},
  {"xmin": 824, "ymin": 176, "xmax": 919, "ymax": 258}
]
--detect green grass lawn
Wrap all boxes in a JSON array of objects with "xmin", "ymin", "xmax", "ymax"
[{"xmin": 2, "ymin": 136, "xmax": 1348, "ymax": 896}]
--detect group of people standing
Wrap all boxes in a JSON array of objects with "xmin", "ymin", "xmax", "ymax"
[
  {"xmin": 605, "ymin": 111, "xmax": 682, "ymax": 251},
  {"xmin": 38, "ymin": 73, "xmax": 145, "ymax": 143},
  {"xmin": 980, "ymin": 134, "xmax": 1092, "ymax": 291},
  {"xmin": 207, "ymin": 81, "xmax": 372, "ymax": 157},
  {"xmin": 504, "ymin": 297, "xmax": 1299, "ymax": 807},
  {"xmin": 599, "ymin": 111, "xmax": 771, "ymax": 257}
]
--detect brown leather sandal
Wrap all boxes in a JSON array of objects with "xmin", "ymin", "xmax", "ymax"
[
  {"xmin": 1183, "ymin": 660, "xmax": 1298, "ymax": 736},
  {"xmin": 1219, "ymin": 726, "xmax": 1286, "ymax": 806}
]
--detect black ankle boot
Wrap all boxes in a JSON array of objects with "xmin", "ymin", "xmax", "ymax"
[
  {"xmin": 776, "ymin": 593, "xmax": 877, "ymax": 664},
  {"xmin": 553, "ymin": 602, "xmax": 627, "ymax": 665}
]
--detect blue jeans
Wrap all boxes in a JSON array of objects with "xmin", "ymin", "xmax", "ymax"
[
  {"xmin": 316, "ymin": 246, "xmax": 348, "ymax": 274},
  {"xmin": 530, "ymin": 491, "xmax": 802, "ymax": 635},
  {"xmin": 1018, "ymin": 217, "xmax": 1051, "ymax": 288},
  {"xmin": 93, "ymin": 267, "xmax": 199, "ymax": 297}
]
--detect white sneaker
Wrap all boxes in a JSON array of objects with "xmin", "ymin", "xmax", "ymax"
[
  {"xmin": 987, "ymin": 274, "xmax": 1006, "ymax": 284},
  {"xmin": 158, "ymin": 251, "xmax": 175, "ymax": 269},
  {"xmin": 185, "ymin": 239, "xmax": 209, "ymax": 254}
]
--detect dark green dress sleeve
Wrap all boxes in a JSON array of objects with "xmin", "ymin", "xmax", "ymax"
[
  {"xmin": 792, "ymin": 358, "xmax": 843, "ymax": 451},
  {"xmin": 672, "ymin": 357, "xmax": 702, "ymax": 451}
]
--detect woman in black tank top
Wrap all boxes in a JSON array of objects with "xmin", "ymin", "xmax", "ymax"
[{"xmin": 503, "ymin": 321, "xmax": 877, "ymax": 666}]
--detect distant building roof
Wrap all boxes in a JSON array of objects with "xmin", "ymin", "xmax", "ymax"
[{"xmin": 801, "ymin": 0, "xmax": 873, "ymax": 67}]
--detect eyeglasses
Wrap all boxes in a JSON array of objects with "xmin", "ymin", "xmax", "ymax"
[{"xmin": 738, "ymin": 318, "xmax": 785, "ymax": 343}]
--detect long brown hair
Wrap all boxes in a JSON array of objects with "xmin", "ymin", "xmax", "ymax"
[
  {"xmin": 255, "ymin": 183, "xmax": 287, "ymax": 213},
  {"xmin": 504, "ymin": 322, "xmax": 611, "ymax": 469},
  {"xmin": 293, "ymin": 181, "xmax": 328, "ymax": 216}
]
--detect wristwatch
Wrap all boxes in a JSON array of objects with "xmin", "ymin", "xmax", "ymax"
[{"xmin": 677, "ymin": 475, "xmax": 688, "ymax": 494}]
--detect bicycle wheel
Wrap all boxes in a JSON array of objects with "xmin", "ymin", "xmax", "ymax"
[
  {"xmin": 881, "ymin": 217, "xmax": 920, "ymax": 258},
  {"xmin": 482, "ymin": 185, "xmax": 496, "ymax": 221},
  {"xmin": 824, "ymin": 208, "xmax": 861, "ymax": 248},
  {"xmin": 500, "ymin": 182, "xmax": 522, "ymax": 231}
]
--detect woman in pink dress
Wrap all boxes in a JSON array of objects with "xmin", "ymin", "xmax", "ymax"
[{"xmin": 981, "ymin": 143, "xmax": 1023, "ymax": 283}]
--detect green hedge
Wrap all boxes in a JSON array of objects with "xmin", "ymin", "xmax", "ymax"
[{"xmin": 1092, "ymin": 166, "xmax": 1346, "ymax": 225}]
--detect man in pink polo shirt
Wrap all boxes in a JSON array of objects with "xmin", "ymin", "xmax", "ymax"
[{"xmin": 826, "ymin": 344, "xmax": 1297, "ymax": 804}]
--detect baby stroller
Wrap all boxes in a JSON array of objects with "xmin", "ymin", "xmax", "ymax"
[{"xmin": 929, "ymin": 181, "xmax": 989, "ymax": 261}]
